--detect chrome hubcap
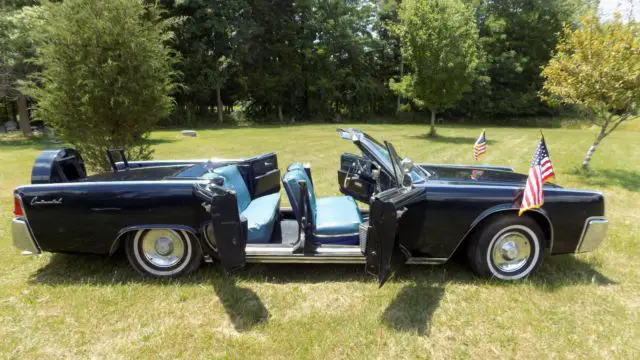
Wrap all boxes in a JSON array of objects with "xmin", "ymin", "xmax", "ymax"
[
  {"xmin": 141, "ymin": 230, "xmax": 185, "ymax": 268},
  {"xmin": 491, "ymin": 231, "xmax": 531, "ymax": 273}
]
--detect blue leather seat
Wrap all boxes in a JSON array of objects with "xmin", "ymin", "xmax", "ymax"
[
  {"xmin": 211, "ymin": 165, "xmax": 280, "ymax": 243},
  {"xmin": 282, "ymin": 163, "xmax": 362, "ymax": 245}
]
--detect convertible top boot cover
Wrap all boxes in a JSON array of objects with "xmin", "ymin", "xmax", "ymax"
[
  {"xmin": 213, "ymin": 165, "xmax": 280, "ymax": 243},
  {"xmin": 282, "ymin": 163, "xmax": 362, "ymax": 245}
]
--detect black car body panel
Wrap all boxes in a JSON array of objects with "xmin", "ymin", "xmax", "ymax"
[{"xmin": 12, "ymin": 129, "xmax": 607, "ymax": 281}]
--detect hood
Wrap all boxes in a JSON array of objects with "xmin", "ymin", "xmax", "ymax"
[{"xmin": 420, "ymin": 164, "xmax": 561, "ymax": 188}]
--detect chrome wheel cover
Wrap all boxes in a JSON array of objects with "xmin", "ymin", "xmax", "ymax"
[
  {"xmin": 490, "ymin": 231, "xmax": 532, "ymax": 273},
  {"xmin": 139, "ymin": 229, "xmax": 186, "ymax": 268}
]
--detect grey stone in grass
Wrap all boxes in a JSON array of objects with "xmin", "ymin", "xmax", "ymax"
[
  {"xmin": 181, "ymin": 130, "xmax": 197, "ymax": 137},
  {"xmin": 4, "ymin": 120, "xmax": 17, "ymax": 131}
]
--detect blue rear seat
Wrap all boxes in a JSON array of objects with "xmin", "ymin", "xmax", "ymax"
[
  {"xmin": 210, "ymin": 165, "xmax": 280, "ymax": 243},
  {"xmin": 282, "ymin": 163, "xmax": 362, "ymax": 245}
]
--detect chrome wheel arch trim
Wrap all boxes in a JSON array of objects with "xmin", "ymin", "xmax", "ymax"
[
  {"xmin": 109, "ymin": 224, "xmax": 201, "ymax": 256},
  {"xmin": 486, "ymin": 224, "xmax": 541, "ymax": 280},
  {"xmin": 448, "ymin": 205, "xmax": 553, "ymax": 260}
]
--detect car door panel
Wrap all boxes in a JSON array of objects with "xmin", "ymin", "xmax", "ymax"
[
  {"xmin": 241, "ymin": 152, "xmax": 280, "ymax": 198},
  {"xmin": 193, "ymin": 183, "xmax": 246, "ymax": 270},
  {"xmin": 365, "ymin": 195, "xmax": 399, "ymax": 287},
  {"xmin": 338, "ymin": 153, "xmax": 376, "ymax": 202}
]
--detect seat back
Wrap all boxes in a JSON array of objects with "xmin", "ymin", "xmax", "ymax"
[
  {"xmin": 282, "ymin": 163, "xmax": 317, "ymax": 223},
  {"xmin": 211, "ymin": 165, "xmax": 252, "ymax": 212}
]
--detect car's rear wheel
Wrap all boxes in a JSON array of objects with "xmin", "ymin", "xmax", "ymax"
[
  {"xmin": 125, "ymin": 229, "xmax": 202, "ymax": 277},
  {"xmin": 467, "ymin": 215, "xmax": 545, "ymax": 280}
]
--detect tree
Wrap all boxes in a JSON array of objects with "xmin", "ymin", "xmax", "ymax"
[
  {"xmin": 391, "ymin": 0, "xmax": 479, "ymax": 136},
  {"xmin": 0, "ymin": 3, "xmax": 40, "ymax": 136},
  {"xmin": 456, "ymin": 0, "xmax": 589, "ymax": 119},
  {"xmin": 24, "ymin": 0, "xmax": 178, "ymax": 170},
  {"xmin": 541, "ymin": 13, "xmax": 639, "ymax": 171}
]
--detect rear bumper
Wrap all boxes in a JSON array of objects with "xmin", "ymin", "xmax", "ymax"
[
  {"xmin": 12, "ymin": 218, "xmax": 41, "ymax": 255},
  {"xmin": 576, "ymin": 216, "xmax": 608, "ymax": 253}
]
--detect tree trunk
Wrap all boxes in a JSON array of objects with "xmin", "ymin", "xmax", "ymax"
[
  {"xmin": 17, "ymin": 93, "xmax": 31, "ymax": 137},
  {"xmin": 396, "ymin": 58, "xmax": 404, "ymax": 115},
  {"xmin": 216, "ymin": 83, "xmax": 224, "ymax": 125},
  {"xmin": 429, "ymin": 109, "xmax": 437, "ymax": 137},
  {"xmin": 277, "ymin": 104, "xmax": 283, "ymax": 123},
  {"xmin": 581, "ymin": 128, "xmax": 606, "ymax": 171}
]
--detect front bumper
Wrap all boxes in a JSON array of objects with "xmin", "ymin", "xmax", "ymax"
[
  {"xmin": 12, "ymin": 218, "xmax": 41, "ymax": 255},
  {"xmin": 576, "ymin": 216, "xmax": 608, "ymax": 253}
]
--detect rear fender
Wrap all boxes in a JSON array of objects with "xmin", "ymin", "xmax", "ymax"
[
  {"xmin": 109, "ymin": 224, "xmax": 201, "ymax": 255},
  {"xmin": 458, "ymin": 204, "xmax": 554, "ymax": 254}
]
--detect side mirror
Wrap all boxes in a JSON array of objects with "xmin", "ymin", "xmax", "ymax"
[{"xmin": 401, "ymin": 158, "xmax": 414, "ymax": 174}]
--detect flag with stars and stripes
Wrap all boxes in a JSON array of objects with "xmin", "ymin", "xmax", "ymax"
[
  {"xmin": 473, "ymin": 130, "xmax": 487, "ymax": 160},
  {"xmin": 519, "ymin": 135, "xmax": 556, "ymax": 215}
]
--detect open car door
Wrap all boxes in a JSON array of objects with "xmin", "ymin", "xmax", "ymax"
[
  {"xmin": 364, "ymin": 140, "xmax": 417, "ymax": 286},
  {"xmin": 365, "ymin": 193, "xmax": 400, "ymax": 287},
  {"xmin": 193, "ymin": 182, "xmax": 247, "ymax": 270}
]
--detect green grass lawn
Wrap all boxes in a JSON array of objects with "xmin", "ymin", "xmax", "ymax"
[{"xmin": 1, "ymin": 124, "xmax": 639, "ymax": 359}]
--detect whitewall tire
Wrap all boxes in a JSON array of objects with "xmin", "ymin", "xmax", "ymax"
[
  {"xmin": 125, "ymin": 229, "xmax": 202, "ymax": 277},
  {"xmin": 467, "ymin": 215, "xmax": 545, "ymax": 280}
]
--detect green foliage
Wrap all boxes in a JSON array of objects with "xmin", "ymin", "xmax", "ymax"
[
  {"xmin": 457, "ymin": 0, "xmax": 590, "ymax": 118},
  {"xmin": 541, "ymin": 12, "xmax": 640, "ymax": 170},
  {"xmin": 23, "ymin": 0, "xmax": 178, "ymax": 170},
  {"xmin": 392, "ymin": 0, "xmax": 479, "ymax": 134}
]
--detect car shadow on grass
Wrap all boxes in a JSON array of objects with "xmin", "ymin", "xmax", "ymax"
[
  {"xmin": 28, "ymin": 252, "xmax": 616, "ymax": 334},
  {"xmin": 210, "ymin": 273, "xmax": 270, "ymax": 331},
  {"xmin": 381, "ymin": 282, "xmax": 445, "ymax": 336}
]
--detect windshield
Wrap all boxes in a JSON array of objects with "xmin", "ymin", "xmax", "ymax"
[{"xmin": 357, "ymin": 131, "xmax": 428, "ymax": 184}]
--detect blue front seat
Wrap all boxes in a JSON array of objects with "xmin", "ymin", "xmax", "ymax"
[
  {"xmin": 282, "ymin": 164, "xmax": 362, "ymax": 245},
  {"xmin": 209, "ymin": 165, "xmax": 280, "ymax": 244}
]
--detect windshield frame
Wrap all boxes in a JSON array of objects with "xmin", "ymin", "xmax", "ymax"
[{"xmin": 337, "ymin": 128, "xmax": 428, "ymax": 186}]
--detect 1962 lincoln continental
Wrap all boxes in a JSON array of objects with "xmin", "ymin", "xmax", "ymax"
[{"xmin": 11, "ymin": 128, "xmax": 608, "ymax": 285}]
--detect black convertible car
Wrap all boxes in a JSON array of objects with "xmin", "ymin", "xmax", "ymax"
[{"xmin": 12, "ymin": 128, "xmax": 608, "ymax": 285}]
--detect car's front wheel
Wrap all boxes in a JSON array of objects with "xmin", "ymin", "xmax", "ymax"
[
  {"xmin": 467, "ymin": 215, "xmax": 545, "ymax": 280},
  {"xmin": 125, "ymin": 229, "xmax": 202, "ymax": 277}
]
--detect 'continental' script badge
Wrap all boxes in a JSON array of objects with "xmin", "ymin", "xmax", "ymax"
[{"xmin": 31, "ymin": 196, "xmax": 63, "ymax": 206}]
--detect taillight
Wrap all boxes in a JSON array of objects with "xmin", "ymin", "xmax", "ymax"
[{"xmin": 13, "ymin": 195, "xmax": 24, "ymax": 217}]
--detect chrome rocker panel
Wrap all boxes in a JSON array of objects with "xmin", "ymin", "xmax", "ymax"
[{"xmin": 244, "ymin": 244, "xmax": 446, "ymax": 265}]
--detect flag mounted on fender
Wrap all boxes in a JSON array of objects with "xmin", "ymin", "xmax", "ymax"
[
  {"xmin": 473, "ymin": 129, "xmax": 487, "ymax": 160},
  {"xmin": 519, "ymin": 134, "xmax": 556, "ymax": 215}
]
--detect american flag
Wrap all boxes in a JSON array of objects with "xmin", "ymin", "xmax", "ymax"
[
  {"xmin": 473, "ymin": 130, "xmax": 487, "ymax": 160},
  {"xmin": 519, "ymin": 136, "xmax": 556, "ymax": 215}
]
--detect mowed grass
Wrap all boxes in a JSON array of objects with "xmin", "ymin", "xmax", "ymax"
[{"xmin": 1, "ymin": 124, "xmax": 639, "ymax": 359}]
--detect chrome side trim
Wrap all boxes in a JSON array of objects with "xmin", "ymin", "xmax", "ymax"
[
  {"xmin": 312, "ymin": 232, "xmax": 360, "ymax": 238},
  {"xmin": 405, "ymin": 257, "xmax": 447, "ymax": 265},
  {"xmin": 575, "ymin": 216, "xmax": 608, "ymax": 253},
  {"xmin": 247, "ymin": 255, "xmax": 366, "ymax": 264},
  {"xmin": 12, "ymin": 218, "xmax": 41, "ymax": 255}
]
